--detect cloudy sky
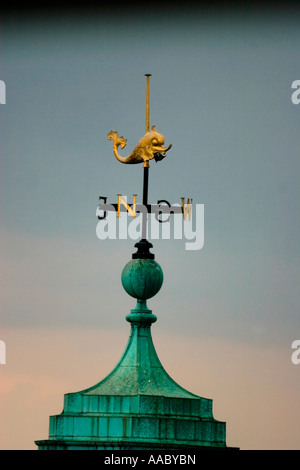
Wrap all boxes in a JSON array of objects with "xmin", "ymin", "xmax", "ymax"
[{"xmin": 0, "ymin": 4, "xmax": 300, "ymax": 449}]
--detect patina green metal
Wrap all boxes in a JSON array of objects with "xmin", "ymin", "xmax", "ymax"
[
  {"xmin": 122, "ymin": 258, "xmax": 163, "ymax": 300},
  {"xmin": 35, "ymin": 255, "xmax": 236, "ymax": 450}
]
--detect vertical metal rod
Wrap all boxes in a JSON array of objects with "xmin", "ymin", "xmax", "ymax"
[
  {"xmin": 145, "ymin": 73, "xmax": 151, "ymax": 133},
  {"xmin": 142, "ymin": 162, "xmax": 149, "ymax": 240},
  {"xmin": 143, "ymin": 165, "xmax": 149, "ymax": 207},
  {"xmin": 142, "ymin": 74, "xmax": 151, "ymax": 240}
]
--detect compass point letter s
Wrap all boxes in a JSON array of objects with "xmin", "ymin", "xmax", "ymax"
[{"xmin": 98, "ymin": 196, "xmax": 107, "ymax": 220}]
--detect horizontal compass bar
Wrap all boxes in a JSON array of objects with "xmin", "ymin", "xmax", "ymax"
[
  {"xmin": 97, "ymin": 203, "xmax": 183, "ymax": 215},
  {"xmin": 97, "ymin": 197, "xmax": 193, "ymax": 222}
]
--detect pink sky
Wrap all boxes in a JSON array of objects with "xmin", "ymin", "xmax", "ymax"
[{"xmin": 1, "ymin": 326, "xmax": 299, "ymax": 450}]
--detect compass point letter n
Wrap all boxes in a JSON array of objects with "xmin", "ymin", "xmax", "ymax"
[{"xmin": 117, "ymin": 194, "xmax": 137, "ymax": 218}]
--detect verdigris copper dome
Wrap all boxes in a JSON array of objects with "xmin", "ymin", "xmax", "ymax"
[{"xmin": 121, "ymin": 258, "xmax": 163, "ymax": 300}]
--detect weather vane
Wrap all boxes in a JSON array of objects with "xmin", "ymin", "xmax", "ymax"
[
  {"xmin": 36, "ymin": 75, "xmax": 231, "ymax": 453},
  {"xmin": 98, "ymin": 74, "xmax": 193, "ymax": 257},
  {"xmin": 107, "ymin": 74, "xmax": 172, "ymax": 167}
]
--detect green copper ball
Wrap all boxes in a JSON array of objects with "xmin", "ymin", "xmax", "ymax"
[{"xmin": 121, "ymin": 258, "xmax": 163, "ymax": 300}]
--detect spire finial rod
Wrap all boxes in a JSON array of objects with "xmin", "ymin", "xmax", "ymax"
[{"xmin": 145, "ymin": 74, "xmax": 151, "ymax": 133}]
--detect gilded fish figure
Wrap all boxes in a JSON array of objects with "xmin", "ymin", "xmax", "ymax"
[{"xmin": 108, "ymin": 126, "xmax": 172, "ymax": 166}]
